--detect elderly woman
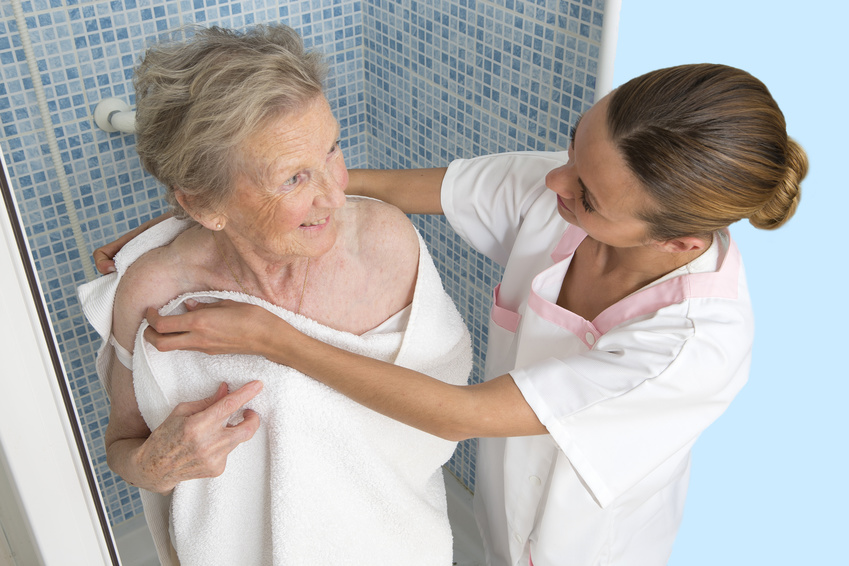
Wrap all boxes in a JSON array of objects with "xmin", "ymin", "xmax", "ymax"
[{"xmin": 78, "ymin": 25, "xmax": 471, "ymax": 566}]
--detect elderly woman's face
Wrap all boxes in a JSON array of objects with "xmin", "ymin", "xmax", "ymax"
[{"xmin": 223, "ymin": 95, "xmax": 348, "ymax": 260}]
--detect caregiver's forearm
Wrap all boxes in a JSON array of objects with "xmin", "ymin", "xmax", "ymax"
[
  {"xmin": 347, "ymin": 168, "xmax": 447, "ymax": 214},
  {"xmin": 261, "ymin": 327, "xmax": 547, "ymax": 440}
]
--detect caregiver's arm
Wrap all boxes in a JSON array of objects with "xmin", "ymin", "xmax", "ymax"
[
  {"xmin": 144, "ymin": 301, "xmax": 547, "ymax": 441},
  {"xmin": 264, "ymin": 327, "xmax": 547, "ymax": 441},
  {"xmin": 347, "ymin": 168, "xmax": 447, "ymax": 215},
  {"xmin": 93, "ymin": 167, "xmax": 447, "ymax": 272}
]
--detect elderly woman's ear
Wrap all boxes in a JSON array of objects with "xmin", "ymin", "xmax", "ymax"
[{"xmin": 174, "ymin": 188, "xmax": 226, "ymax": 230}]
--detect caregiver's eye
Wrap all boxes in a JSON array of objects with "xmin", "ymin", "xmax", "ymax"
[{"xmin": 579, "ymin": 186, "xmax": 596, "ymax": 213}]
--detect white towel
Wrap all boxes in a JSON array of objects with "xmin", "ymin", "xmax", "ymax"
[
  {"xmin": 78, "ymin": 213, "xmax": 472, "ymax": 566},
  {"xmin": 77, "ymin": 216, "xmax": 193, "ymax": 399}
]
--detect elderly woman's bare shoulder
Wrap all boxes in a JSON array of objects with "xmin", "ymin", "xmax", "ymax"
[
  {"xmin": 342, "ymin": 197, "xmax": 420, "ymax": 258},
  {"xmin": 112, "ymin": 226, "xmax": 211, "ymax": 341}
]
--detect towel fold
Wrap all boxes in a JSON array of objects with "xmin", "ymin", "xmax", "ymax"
[
  {"xmin": 76, "ymin": 216, "xmax": 192, "ymax": 398},
  {"xmin": 78, "ymin": 213, "xmax": 472, "ymax": 566}
]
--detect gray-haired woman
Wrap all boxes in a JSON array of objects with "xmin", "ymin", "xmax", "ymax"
[{"xmin": 80, "ymin": 24, "xmax": 471, "ymax": 565}]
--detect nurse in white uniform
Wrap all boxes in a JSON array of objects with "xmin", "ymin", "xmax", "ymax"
[{"xmin": 132, "ymin": 63, "xmax": 807, "ymax": 565}]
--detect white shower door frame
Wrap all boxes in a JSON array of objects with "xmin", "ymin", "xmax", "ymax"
[{"xmin": 0, "ymin": 148, "xmax": 115, "ymax": 565}]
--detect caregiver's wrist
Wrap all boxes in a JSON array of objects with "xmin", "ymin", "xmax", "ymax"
[{"xmin": 261, "ymin": 318, "xmax": 306, "ymax": 366}]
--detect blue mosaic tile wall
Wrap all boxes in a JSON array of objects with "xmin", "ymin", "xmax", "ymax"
[
  {"xmin": 0, "ymin": 0, "xmax": 603, "ymax": 528},
  {"xmin": 362, "ymin": 0, "xmax": 604, "ymax": 490},
  {"xmin": 0, "ymin": 0, "xmax": 366, "ymax": 527}
]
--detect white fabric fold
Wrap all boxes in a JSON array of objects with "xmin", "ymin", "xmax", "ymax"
[{"xmin": 77, "ymin": 217, "xmax": 192, "ymax": 398}]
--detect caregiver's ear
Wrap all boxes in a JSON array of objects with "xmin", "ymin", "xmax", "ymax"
[
  {"xmin": 651, "ymin": 235, "xmax": 711, "ymax": 254},
  {"xmin": 174, "ymin": 188, "xmax": 226, "ymax": 231}
]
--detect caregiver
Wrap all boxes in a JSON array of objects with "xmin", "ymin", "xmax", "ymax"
[{"xmin": 112, "ymin": 63, "xmax": 806, "ymax": 565}]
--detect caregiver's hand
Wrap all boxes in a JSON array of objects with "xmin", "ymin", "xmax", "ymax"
[
  {"xmin": 93, "ymin": 212, "xmax": 173, "ymax": 274},
  {"xmin": 135, "ymin": 380, "xmax": 263, "ymax": 494},
  {"xmin": 144, "ymin": 299, "xmax": 282, "ymax": 357}
]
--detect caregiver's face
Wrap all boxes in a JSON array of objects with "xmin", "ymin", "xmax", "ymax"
[
  {"xmin": 546, "ymin": 94, "xmax": 654, "ymax": 249},
  {"xmin": 224, "ymin": 95, "xmax": 349, "ymax": 261}
]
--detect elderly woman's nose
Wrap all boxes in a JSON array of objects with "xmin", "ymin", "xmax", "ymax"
[{"xmin": 313, "ymin": 171, "xmax": 347, "ymax": 208}]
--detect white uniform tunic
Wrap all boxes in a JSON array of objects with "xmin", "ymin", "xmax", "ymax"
[{"xmin": 441, "ymin": 151, "xmax": 754, "ymax": 566}]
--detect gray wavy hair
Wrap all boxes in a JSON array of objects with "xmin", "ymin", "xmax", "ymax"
[{"xmin": 133, "ymin": 24, "xmax": 328, "ymax": 217}]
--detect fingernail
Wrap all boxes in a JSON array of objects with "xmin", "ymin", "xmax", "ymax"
[{"xmin": 185, "ymin": 298, "xmax": 198, "ymax": 307}]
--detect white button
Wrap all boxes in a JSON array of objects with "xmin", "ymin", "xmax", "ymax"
[
  {"xmin": 529, "ymin": 475, "xmax": 541, "ymax": 486},
  {"xmin": 585, "ymin": 332, "xmax": 596, "ymax": 345},
  {"xmin": 514, "ymin": 533, "xmax": 523, "ymax": 544}
]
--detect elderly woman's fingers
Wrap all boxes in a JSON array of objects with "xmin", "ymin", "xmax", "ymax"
[
  {"xmin": 205, "ymin": 380, "xmax": 264, "ymax": 427},
  {"xmin": 144, "ymin": 381, "xmax": 263, "ymax": 487},
  {"xmin": 144, "ymin": 305, "xmax": 178, "ymax": 333},
  {"xmin": 143, "ymin": 323, "xmax": 191, "ymax": 352},
  {"xmin": 226, "ymin": 408, "xmax": 261, "ymax": 443}
]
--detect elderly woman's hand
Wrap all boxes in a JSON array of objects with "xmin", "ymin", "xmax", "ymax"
[
  {"xmin": 143, "ymin": 381, "xmax": 262, "ymax": 493},
  {"xmin": 144, "ymin": 300, "xmax": 284, "ymax": 358},
  {"xmin": 106, "ymin": 380, "xmax": 263, "ymax": 494}
]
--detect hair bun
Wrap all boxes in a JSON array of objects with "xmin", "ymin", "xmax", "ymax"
[{"xmin": 749, "ymin": 137, "xmax": 807, "ymax": 230}]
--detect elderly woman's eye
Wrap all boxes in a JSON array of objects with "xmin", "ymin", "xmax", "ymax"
[{"xmin": 281, "ymin": 174, "xmax": 300, "ymax": 188}]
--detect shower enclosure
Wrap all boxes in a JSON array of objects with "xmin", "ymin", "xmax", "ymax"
[{"xmin": 0, "ymin": 0, "xmax": 617, "ymax": 561}]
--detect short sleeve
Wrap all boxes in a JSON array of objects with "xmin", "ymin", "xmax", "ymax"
[
  {"xmin": 511, "ymin": 297, "xmax": 753, "ymax": 507},
  {"xmin": 441, "ymin": 151, "xmax": 568, "ymax": 266}
]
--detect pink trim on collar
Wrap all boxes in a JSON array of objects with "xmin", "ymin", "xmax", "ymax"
[
  {"xmin": 491, "ymin": 283, "xmax": 522, "ymax": 332},
  {"xmin": 527, "ymin": 262, "xmax": 602, "ymax": 348},
  {"xmin": 594, "ymin": 247, "xmax": 740, "ymax": 334},
  {"xmin": 530, "ymin": 226, "xmax": 741, "ymax": 341},
  {"xmin": 551, "ymin": 225, "xmax": 588, "ymax": 262}
]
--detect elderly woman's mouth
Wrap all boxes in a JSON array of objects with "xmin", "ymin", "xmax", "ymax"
[{"xmin": 300, "ymin": 217, "xmax": 329, "ymax": 227}]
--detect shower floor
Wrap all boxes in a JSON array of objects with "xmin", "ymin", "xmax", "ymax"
[{"xmin": 113, "ymin": 468, "xmax": 486, "ymax": 565}]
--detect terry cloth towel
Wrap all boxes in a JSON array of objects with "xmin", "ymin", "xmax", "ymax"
[{"xmin": 77, "ymin": 213, "xmax": 473, "ymax": 566}]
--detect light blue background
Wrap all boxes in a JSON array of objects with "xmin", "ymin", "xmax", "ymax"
[{"xmin": 614, "ymin": 2, "xmax": 848, "ymax": 564}]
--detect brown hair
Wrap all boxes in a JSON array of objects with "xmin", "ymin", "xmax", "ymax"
[
  {"xmin": 133, "ymin": 24, "xmax": 327, "ymax": 217},
  {"xmin": 607, "ymin": 63, "xmax": 808, "ymax": 241}
]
